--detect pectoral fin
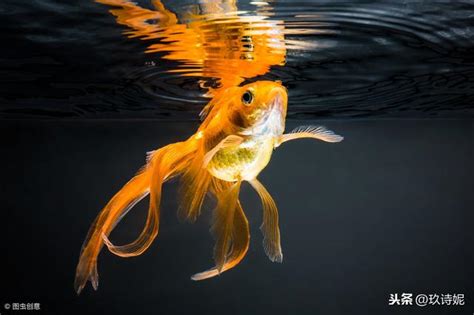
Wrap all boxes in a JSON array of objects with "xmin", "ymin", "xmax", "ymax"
[
  {"xmin": 203, "ymin": 135, "xmax": 244, "ymax": 167},
  {"xmin": 277, "ymin": 125, "xmax": 343, "ymax": 147},
  {"xmin": 249, "ymin": 179, "xmax": 283, "ymax": 263}
]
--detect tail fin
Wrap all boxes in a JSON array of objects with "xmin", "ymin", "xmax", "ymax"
[
  {"xmin": 74, "ymin": 140, "xmax": 196, "ymax": 295},
  {"xmin": 191, "ymin": 179, "xmax": 250, "ymax": 280}
]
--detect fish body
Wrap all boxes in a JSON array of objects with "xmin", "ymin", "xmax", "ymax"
[
  {"xmin": 74, "ymin": 80, "xmax": 343, "ymax": 294},
  {"xmin": 74, "ymin": 0, "xmax": 344, "ymax": 295},
  {"xmin": 202, "ymin": 81, "xmax": 287, "ymax": 182},
  {"xmin": 208, "ymin": 137, "xmax": 274, "ymax": 182}
]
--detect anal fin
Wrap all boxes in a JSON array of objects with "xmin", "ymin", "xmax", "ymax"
[
  {"xmin": 211, "ymin": 180, "xmax": 242, "ymax": 272},
  {"xmin": 191, "ymin": 200, "xmax": 250, "ymax": 281}
]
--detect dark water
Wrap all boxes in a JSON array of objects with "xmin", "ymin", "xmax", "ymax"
[
  {"xmin": 2, "ymin": 120, "xmax": 473, "ymax": 315},
  {"xmin": 1, "ymin": 0, "xmax": 474, "ymax": 118},
  {"xmin": 1, "ymin": 1, "xmax": 474, "ymax": 315}
]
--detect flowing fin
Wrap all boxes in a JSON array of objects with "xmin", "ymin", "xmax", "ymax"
[
  {"xmin": 191, "ymin": 179, "xmax": 250, "ymax": 280},
  {"xmin": 210, "ymin": 180, "xmax": 242, "ymax": 272},
  {"xmin": 100, "ymin": 168, "xmax": 161, "ymax": 257},
  {"xmin": 191, "ymin": 201, "xmax": 250, "ymax": 280},
  {"xmin": 277, "ymin": 125, "xmax": 343, "ymax": 147},
  {"xmin": 249, "ymin": 179, "xmax": 283, "ymax": 263},
  {"xmin": 74, "ymin": 168, "xmax": 150, "ymax": 295},
  {"xmin": 178, "ymin": 139, "xmax": 212, "ymax": 222},
  {"xmin": 203, "ymin": 135, "xmax": 244, "ymax": 167},
  {"xmin": 102, "ymin": 142, "xmax": 196, "ymax": 257},
  {"xmin": 74, "ymin": 140, "xmax": 196, "ymax": 294}
]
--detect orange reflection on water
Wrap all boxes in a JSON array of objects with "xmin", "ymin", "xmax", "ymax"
[{"xmin": 96, "ymin": 0, "xmax": 286, "ymax": 94}]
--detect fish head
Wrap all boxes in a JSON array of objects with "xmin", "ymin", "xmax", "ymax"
[{"xmin": 226, "ymin": 80, "xmax": 288, "ymax": 137}]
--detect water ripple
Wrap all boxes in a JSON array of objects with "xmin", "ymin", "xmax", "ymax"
[{"xmin": 0, "ymin": 0, "xmax": 473, "ymax": 119}]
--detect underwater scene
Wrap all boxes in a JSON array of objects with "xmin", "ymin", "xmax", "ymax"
[{"xmin": 1, "ymin": 0, "xmax": 473, "ymax": 314}]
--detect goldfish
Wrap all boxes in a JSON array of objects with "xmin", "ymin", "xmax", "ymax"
[{"xmin": 74, "ymin": 80, "xmax": 343, "ymax": 294}]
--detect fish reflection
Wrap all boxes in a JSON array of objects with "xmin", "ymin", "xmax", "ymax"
[
  {"xmin": 95, "ymin": 0, "xmax": 286, "ymax": 93},
  {"xmin": 75, "ymin": 0, "xmax": 343, "ymax": 294}
]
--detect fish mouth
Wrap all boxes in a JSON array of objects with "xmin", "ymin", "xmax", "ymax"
[
  {"xmin": 254, "ymin": 86, "xmax": 286, "ymax": 136},
  {"xmin": 268, "ymin": 86, "xmax": 287, "ymax": 115}
]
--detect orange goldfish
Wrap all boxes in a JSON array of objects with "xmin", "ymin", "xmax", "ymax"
[{"xmin": 74, "ymin": 80, "xmax": 343, "ymax": 294}]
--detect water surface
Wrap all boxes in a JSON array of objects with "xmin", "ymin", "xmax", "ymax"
[{"xmin": 1, "ymin": 0, "xmax": 473, "ymax": 118}]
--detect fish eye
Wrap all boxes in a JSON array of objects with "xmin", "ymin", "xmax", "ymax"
[{"xmin": 242, "ymin": 90, "xmax": 254, "ymax": 106}]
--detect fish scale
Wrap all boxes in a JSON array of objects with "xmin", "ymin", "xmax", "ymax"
[{"xmin": 208, "ymin": 137, "xmax": 273, "ymax": 182}]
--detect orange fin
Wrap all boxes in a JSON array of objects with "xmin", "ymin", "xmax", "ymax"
[
  {"xmin": 191, "ymin": 199, "xmax": 250, "ymax": 280},
  {"xmin": 100, "ymin": 142, "xmax": 197, "ymax": 257},
  {"xmin": 100, "ymin": 180, "xmax": 159, "ymax": 258},
  {"xmin": 249, "ymin": 178, "xmax": 283, "ymax": 263},
  {"xmin": 75, "ymin": 140, "xmax": 196, "ymax": 294},
  {"xmin": 100, "ymin": 154, "xmax": 163, "ymax": 258},
  {"xmin": 178, "ymin": 140, "xmax": 211, "ymax": 222},
  {"xmin": 74, "ymin": 168, "xmax": 150, "ymax": 295},
  {"xmin": 210, "ymin": 180, "xmax": 242, "ymax": 272}
]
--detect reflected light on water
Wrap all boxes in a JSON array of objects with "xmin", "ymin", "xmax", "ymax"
[
  {"xmin": 2, "ymin": 0, "xmax": 472, "ymax": 119},
  {"xmin": 95, "ymin": 0, "xmax": 327, "ymax": 96}
]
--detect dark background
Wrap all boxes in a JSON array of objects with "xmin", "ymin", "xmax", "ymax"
[
  {"xmin": 1, "ymin": 119, "xmax": 472, "ymax": 315},
  {"xmin": 1, "ymin": 0, "xmax": 473, "ymax": 314}
]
